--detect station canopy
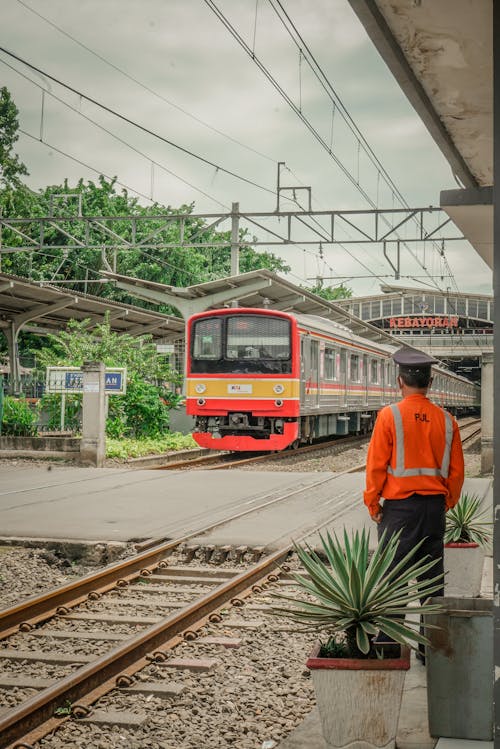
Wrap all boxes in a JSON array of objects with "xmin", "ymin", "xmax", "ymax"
[
  {"xmin": 347, "ymin": 0, "xmax": 493, "ymax": 269},
  {"xmin": 0, "ymin": 271, "xmax": 185, "ymax": 341},
  {"xmin": 102, "ymin": 268, "xmax": 397, "ymax": 345}
]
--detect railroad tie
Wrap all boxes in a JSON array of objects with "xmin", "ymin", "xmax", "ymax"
[
  {"xmin": 0, "ymin": 649, "xmax": 94, "ymax": 664},
  {"xmin": 195, "ymin": 636, "xmax": 242, "ymax": 648},
  {"xmin": 161, "ymin": 657, "xmax": 217, "ymax": 672},
  {"xmin": 123, "ymin": 682, "xmax": 186, "ymax": 698}
]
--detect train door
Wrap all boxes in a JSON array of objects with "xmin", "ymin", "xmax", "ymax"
[
  {"xmin": 363, "ymin": 354, "xmax": 368, "ymax": 405},
  {"xmin": 310, "ymin": 339, "xmax": 320, "ymax": 407},
  {"xmin": 339, "ymin": 349, "xmax": 347, "ymax": 406},
  {"xmin": 301, "ymin": 334, "xmax": 316, "ymax": 410}
]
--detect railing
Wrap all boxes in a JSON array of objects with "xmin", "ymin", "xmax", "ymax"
[{"xmin": 388, "ymin": 332, "xmax": 493, "ymax": 349}]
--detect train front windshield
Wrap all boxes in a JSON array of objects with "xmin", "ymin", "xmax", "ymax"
[{"xmin": 190, "ymin": 315, "xmax": 292, "ymax": 374}]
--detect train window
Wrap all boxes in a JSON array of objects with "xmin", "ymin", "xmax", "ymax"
[
  {"xmin": 226, "ymin": 316, "xmax": 290, "ymax": 360},
  {"xmin": 350, "ymin": 354, "xmax": 360, "ymax": 382},
  {"xmin": 191, "ymin": 318, "xmax": 222, "ymax": 359},
  {"xmin": 370, "ymin": 360, "xmax": 379, "ymax": 384},
  {"xmin": 325, "ymin": 348, "xmax": 335, "ymax": 380}
]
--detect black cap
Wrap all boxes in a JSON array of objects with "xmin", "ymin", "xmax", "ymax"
[{"xmin": 392, "ymin": 348, "xmax": 438, "ymax": 367}]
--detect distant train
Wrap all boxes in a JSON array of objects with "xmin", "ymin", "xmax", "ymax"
[{"xmin": 185, "ymin": 308, "xmax": 480, "ymax": 451}]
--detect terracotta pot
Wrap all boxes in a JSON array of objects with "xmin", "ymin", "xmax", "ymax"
[
  {"xmin": 444, "ymin": 542, "xmax": 484, "ymax": 597},
  {"xmin": 306, "ymin": 642, "xmax": 410, "ymax": 749}
]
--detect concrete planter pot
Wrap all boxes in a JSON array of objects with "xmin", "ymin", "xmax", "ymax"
[
  {"xmin": 444, "ymin": 542, "xmax": 484, "ymax": 597},
  {"xmin": 306, "ymin": 642, "xmax": 410, "ymax": 749}
]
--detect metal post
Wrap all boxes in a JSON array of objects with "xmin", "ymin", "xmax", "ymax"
[
  {"xmin": 60, "ymin": 393, "xmax": 66, "ymax": 432},
  {"xmin": 493, "ymin": 2, "xmax": 500, "ymax": 745},
  {"xmin": 230, "ymin": 202, "xmax": 240, "ymax": 277}
]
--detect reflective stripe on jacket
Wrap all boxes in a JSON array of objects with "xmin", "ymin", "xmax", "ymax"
[
  {"xmin": 363, "ymin": 394, "xmax": 464, "ymax": 518},
  {"xmin": 387, "ymin": 404, "xmax": 453, "ymax": 479}
]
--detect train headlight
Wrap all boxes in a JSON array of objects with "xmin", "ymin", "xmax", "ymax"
[
  {"xmin": 274, "ymin": 399, "xmax": 283, "ymax": 407},
  {"xmin": 195, "ymin": 383, "xmax": 206, "ymax": 394},
  {"xmin": 197, "ymin": 398, "xmax": 206, "ymax": 406},
  {"xmin": 273, "ymin": 384, "xmax": 285, "ymax": 394}
]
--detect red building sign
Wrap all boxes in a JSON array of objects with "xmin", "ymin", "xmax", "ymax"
[{"xmin": 389, "ymin": 316, "xmax": 459, "ymax": 329}]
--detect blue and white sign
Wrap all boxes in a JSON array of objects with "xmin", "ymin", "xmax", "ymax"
[{"xmin": 46, "ymin": 367, "xmax": 127, "ymax": 395}]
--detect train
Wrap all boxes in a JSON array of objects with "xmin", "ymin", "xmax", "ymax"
[{"xmin": 185, "ymin": 307, "xmax": 480, "ymax": 451}]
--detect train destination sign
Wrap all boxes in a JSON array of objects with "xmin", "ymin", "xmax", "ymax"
[
  {"xmin": 46, "ymin": 367, "xmax": 127, "ymax": 395},
  {"xmin": 388, "ymin": 316, "xmax": 459, "ymax": 330}
]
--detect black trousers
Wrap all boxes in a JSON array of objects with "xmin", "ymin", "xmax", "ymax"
[{"xmin": 377, "ymin": 493, "xmax": 446, "ymax": 600}]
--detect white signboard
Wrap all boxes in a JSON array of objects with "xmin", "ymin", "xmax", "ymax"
[
  {"xmin": 156, "ymin": 344, "xmax": 175, "ymax": 354},
  {"xmin": 46, "ymin": 367, "xmax": 127, "ymax": 395}
]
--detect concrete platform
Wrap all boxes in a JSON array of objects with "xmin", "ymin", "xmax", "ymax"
[
  {"xmin": 0, "ymin": 465, "xmax": 368, "ymax": 544},
  {"xmin": 0, "ymin": 466, "xmax": 491, "ymax": 551}
]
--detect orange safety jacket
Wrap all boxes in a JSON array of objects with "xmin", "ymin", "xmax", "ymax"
[{"xmin": 364, "ymin": 393, "xmax": 464, "ymax": 518}]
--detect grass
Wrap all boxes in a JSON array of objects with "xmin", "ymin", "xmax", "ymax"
[{"xmin": 106, "ymin": 433, "xmax": 197, "ymax": 459}]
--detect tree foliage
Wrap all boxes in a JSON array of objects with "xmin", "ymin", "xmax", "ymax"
[
  {"xmin": 35, "ymin": 318, "xmax": 180, "ymax": 438},
  {"xmin": 0, "ymin": 88, "xmax": 290, "ymax": 315},
  {"xmin": 307, "ymin": 283, "xmax": 353, "ymax": 301},
  {"xmin": 0, "ymin": 87, "xmax": 28, "ymax": 192}
]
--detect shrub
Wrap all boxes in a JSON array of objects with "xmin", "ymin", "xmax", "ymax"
[{"xmin": 1, "ymin": 396, "xmax": 38, "ymax": 436}]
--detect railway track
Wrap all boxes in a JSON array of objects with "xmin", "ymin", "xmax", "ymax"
[
  {"xmin": 0, "ymin": 417, "xmax": 481, "ymax": 747},
  {"xmin": 156, "ymin": 416, "xmax": 480, "ymax": 473},
  {"xmin": 156, "ymin": 432, "xmax": 371, "ymax": 472},
  {"xmin": 0, "ymin": 468, "xmax": 361, "ymax": 749}
]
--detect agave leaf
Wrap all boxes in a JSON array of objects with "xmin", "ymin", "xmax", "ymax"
[
  {"xmin": 359, "ymin": 620, "xmax": 378, "ymax": 636},
  {"xmin": 356, "ymin": 626, "xmax": 370, "ymax": 654}
]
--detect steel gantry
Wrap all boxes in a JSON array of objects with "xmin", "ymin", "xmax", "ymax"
[{"xmin": 0, "ymin": 204, "xmax": 465, "ymax": 281}]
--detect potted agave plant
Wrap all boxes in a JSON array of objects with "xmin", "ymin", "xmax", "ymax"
[
  {"xmin": 273, "ymin": 528, "xmax": 444, "ymax": 749},
  {"xmin": 444, "ymin": 492, "xmax": 492, "ymax": 597}
]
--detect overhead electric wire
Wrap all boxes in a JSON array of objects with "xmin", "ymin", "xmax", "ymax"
[
  {"xmin": 0, "ymin": 45, "xmax": 276, "ymax": 198},
  {"xmin": 14, "ymin": 0, "xmax": 276, "ymax": 165},
  {"xmin": 1, "ymin": 57, "xmax": 229, "ymax": 211},
  {"xmin": 268, "ymin": 0, "xmax": 463, "ymax": 295},
  {"xmin": 19, "ymin": 128, "xmax": 156, "ymax": 204},
  {"xmin": 203, "ymin": 0, "xmax": 452, "ymax": 293}
]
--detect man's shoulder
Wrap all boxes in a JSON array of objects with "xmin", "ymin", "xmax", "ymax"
[{"xmin": 378, "ymin": 404, "xmax": 397, "ymax": 420}]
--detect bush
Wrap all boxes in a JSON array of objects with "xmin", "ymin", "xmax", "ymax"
[
  {"xmin": 106, "ymin": 434, "xmax": 196, "ymax": 459},
  {"xmin": 1, "ymin": 396, "xmax": 38, "ymax": 436},
  {"xmin": 110, "ymin": 377, "xmax": 171, "ymax": 438}
]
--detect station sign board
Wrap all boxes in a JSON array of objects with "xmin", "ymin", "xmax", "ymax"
[
  {"xmin": 46, "ymin": 367, "xmax": 127, "ymax": 395},
  {"xmin": 389, "ymin": 316, "xmax": 459, "ymax": 330}
]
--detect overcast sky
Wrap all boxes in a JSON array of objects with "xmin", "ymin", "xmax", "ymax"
[{"xmin": 1, "ymin": 0, "xmax": 492, "ymax": 297}]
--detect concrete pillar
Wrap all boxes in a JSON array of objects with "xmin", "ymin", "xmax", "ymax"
[
  {"xmin": 480, "ymin": 351, "xmax": 493, "ymax": 474},
  {"xmin": 4, "ymin": 323, "xmax": 20, "ymax": 395},
  {"xmin": 80, "ymin": 361, "xmax": 106, "ymax": 467}
]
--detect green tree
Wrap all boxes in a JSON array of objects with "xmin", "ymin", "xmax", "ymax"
[
  {"xmin": 35, "ymin": 317, "xmax": 180, "ymax": 437},
  {"xmin": 0, "ymin": 86, "xmax": 29, "ymax": 191},
  {"xmin": 307, "ymin": 283, "xmax": 353, "ymax": 301}
]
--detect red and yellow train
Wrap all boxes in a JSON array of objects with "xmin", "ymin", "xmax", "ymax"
[{"xmin": 185, "ymin": 308, "xmax": 479, "ymax": 451}]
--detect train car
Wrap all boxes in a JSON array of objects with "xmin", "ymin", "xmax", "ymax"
[{"xmin": 185, "ymin": 308, "xmax": 479, "ymax": 451}]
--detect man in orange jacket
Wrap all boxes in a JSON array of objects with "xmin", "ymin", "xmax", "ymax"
[{"xmin": 364, "ymin": 347, "xmax": 464, "ymax": 659}]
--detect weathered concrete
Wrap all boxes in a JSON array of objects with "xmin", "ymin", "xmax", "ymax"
[
  {"xmin": 0, "ymin": 436, "xmax": 80, "ymax": 452},
  {"xmin": 80, "ymin": 361, "xmax": 106, "ymax": 467}
]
